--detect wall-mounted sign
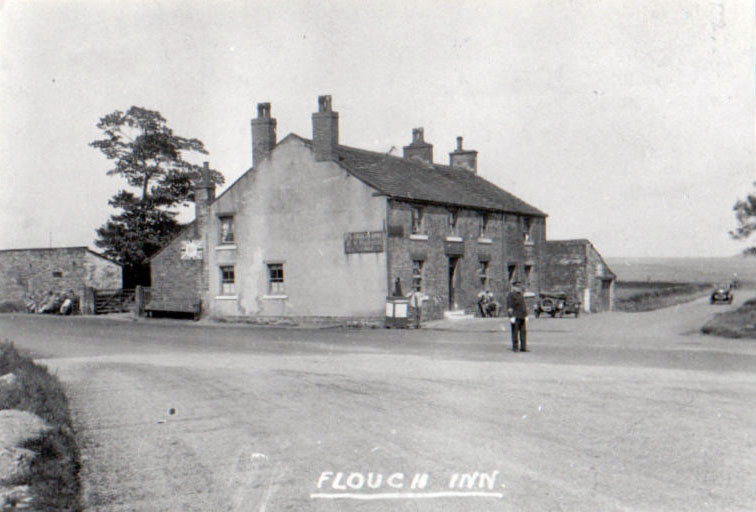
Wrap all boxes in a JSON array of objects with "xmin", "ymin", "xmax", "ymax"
[
  {"xmin": 344, "ymin": 231, "xmax": 384, "ymax": 254},
  {"xmin": 180, "ymin": 240, "xmax": 203, "ymax": 260}
]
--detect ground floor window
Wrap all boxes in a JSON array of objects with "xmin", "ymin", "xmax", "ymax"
[
  {"xmin": 268, "ymin": 263, "xmax": 284, "ymax": 294},
  {"xmin": 508, "ymin": 264, "xmax": 517, "ymax": 285},
  {"xmin": 220, "ymin": 266, "xmax": 235, "ymax": 295},
  {"xmin": 479, "ymin": 261, "xmax": 489, "ymax": 288},
  {"xmin": 411, "ymin": 259, "xmax": 424, "ymax": 291},
  {"xmin": 524, "ymin": 265, "xmax": 533, "ymax": 289}
]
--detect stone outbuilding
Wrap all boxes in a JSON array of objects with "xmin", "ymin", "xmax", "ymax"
[
  {"xmin": 0, "ymin": 246, "xmax": 122, "ymax": 306},
  {"xmin": 541, "ymin": 239, "xmax": 616, "ymax": 313},
  {"xmin": 148, "ymin": 96, "xmax": 548, "ymax": 321}
]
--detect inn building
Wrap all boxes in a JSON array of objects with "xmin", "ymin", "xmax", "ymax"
[{"xmin": 147, "ymin": 96, "xmax": 547, "ymax": 321}]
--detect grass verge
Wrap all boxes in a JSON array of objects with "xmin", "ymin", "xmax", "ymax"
[
  {"xmin": 0, "ymin": 341, "xmax": 81, "ymax": 511},
  {"xmin": 701, "ymin": 298, "xmax": 756, "ymax": 338},
  {"xmin": 615, "ymin": 282, "xmax": 712, "ymax": 312}
]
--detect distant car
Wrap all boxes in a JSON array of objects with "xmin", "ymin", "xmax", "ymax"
[
  {"xmin": 710, "ymin": 287, "xmax": 733, "ymax": 304},
  {"xmin": 535, "ymin": 293, "xmax": 581, "ymax": 318}
]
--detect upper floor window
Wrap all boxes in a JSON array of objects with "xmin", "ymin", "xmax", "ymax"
[
  {"xmin": 220, "ymin": 216, "xmax": 234, "ymax": 244},
  {"xmin": 411, "ymin": 259, "xmax": 424, "ymax": 292},
  {"xmin": 448, "ymin": 209, "xmax": 459, "ymax": 233},
  {"xmin": 524, "ymin": 265, "xmax": 533, "ymax": 288},
  {"xmin": 220, "ymin": 266, "xmax": 235, "ymax": 295},
  {"xmin": 523, "ymin": 217, "xmax": 534, "ymax": 243},
  {"xmin": 268, "ymin": 263, "xmax": 285, "ymax": 295},
  {"xmin": 411, "ymin": 207, "xmax": 424, "ymax": 235},
  {"xmin": 479, "ymin": 213, "xmax": 489, "ymax": 238}
]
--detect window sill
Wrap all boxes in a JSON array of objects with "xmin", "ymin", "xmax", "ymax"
[
  {"xmin": 263, "ymin": 294, "xmax": 288, "ymax": 300},
  {"xmin": 215, "ymin": 295, "xmax": 238, "ymax": 300},
  {"xmin": 477, "ymin": 237, "xmax": 493, "ymax": 244},
  {"xmin": 409, "ymin": 234, "xmax": 429, "ymax": 241},
  {"xmin": 524, "ymin": 240, "xmax": 535, "ymax": 246},
  {"xmin": 216, "ymin": 244, "xmax": 237, "ymax": 251},
  {"xmin": 445, "ymin": 236, "xmax": 463, "ymax": 242}
]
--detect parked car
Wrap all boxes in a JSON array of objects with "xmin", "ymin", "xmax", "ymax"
[
  {"xmin": 710, "ymin": 287, "xmax": 733, "ymax": 304},
  {"xmin": 534, "ymin": 293, "xmax": 581, "ymax": 318}
]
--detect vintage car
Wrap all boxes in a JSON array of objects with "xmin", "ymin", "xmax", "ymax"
[
  {"xmin": 534, "ymin": 293, "xmax": 581, "ymax": 318},
  {"xmin": 710, "ymin": 287, "xmax": 734, "ymax": 304}
]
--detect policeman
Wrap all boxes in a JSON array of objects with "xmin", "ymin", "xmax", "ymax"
[{"xmin": 506, "ymin": 281, "xmax": 529, "ymax": 352}]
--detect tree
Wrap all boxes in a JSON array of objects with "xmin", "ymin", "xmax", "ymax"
[
  {"xmin": 91, "ymin": 107, "xmax": 224, "ymax": 282},
  {"xmin": 731, "ymin": 185, "xmax": 756, "ymax": 256}
]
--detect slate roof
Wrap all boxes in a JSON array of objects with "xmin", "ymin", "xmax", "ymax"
[{"xmin": 286, "ymin": 135, "xmax": 545, "ymax": 216}]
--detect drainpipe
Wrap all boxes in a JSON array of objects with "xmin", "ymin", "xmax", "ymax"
[{"xmin": 385, "ymin": 198, "xmax": 392, "ymax": 297}]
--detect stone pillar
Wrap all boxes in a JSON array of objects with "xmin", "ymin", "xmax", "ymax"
[{"xmin": 80, "ymin": 287, "xmax": 95, "ymax": 315}]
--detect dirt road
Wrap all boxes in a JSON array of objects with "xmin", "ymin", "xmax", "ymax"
[{"xmin": 1, "ymin": 293, "xmax": 754, "ymax": 511}]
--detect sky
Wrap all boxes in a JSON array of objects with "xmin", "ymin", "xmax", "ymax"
[{"xmin": 0, "ymin": 0, "xmax": 753, "ymax": 257}]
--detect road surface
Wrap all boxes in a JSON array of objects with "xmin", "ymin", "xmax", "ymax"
[{"xmin": 0, "ymin": 293, "xmax": 754, "ymax": 511}]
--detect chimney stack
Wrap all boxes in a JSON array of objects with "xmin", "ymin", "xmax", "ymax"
[
  {"xmin": 312, "ymin": 95, "xmax": 339, "ymax": 161},
  {"xmin": 194, "ymin": 161, "xmax": 215, "ymax": 237},
  {"xmin": 449, "ymin": 136, "xmax": 478, "ymax": 174},
  {"xmin": 251, "ymin": 102, "xmax": 277, "ymax": 167},
  {"xmin": 402, "ymin": 127, "xmax": 433, "ymax": 164}
]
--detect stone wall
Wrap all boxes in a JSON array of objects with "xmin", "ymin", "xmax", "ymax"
[
  {"xmin": 0, "ymin": 247, "xmax": 122, "ymax": 305},
  {"xmin": 541, "ymin": 240, "xmax": 615, "ymax": 312},
  {"xmin": 387, "ymin": 200, "xmax": 544, "ymax": 320},
  {"xmin": 148, "ymin": 225, "xmax": 202, "ymax": 307}
]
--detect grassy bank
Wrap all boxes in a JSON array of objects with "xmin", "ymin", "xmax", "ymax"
[
  {"xmin": 0, "ymin": 341, "xmax": 81, "ymax": 511},
  {"xmin": 615, "ymin": 282, "xmax": 712, "ymax": 312},
  {"xmin": 701, "ymin": 298, "xmax": 756, "ymax": 338}
]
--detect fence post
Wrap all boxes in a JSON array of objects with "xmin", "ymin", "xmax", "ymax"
[
  {"xmin": 134, "ymin": 286, "xmax": 144, "ymax": 318},
  {"xmin": 80, "ymin": 287, "xmax": 95, "ymax": 315}
]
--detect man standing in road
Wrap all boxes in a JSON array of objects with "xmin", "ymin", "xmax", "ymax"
[{"xmin": 506, "ymin": 281, "xmax": 528, "ymax": 352}]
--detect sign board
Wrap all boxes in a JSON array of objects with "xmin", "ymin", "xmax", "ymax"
[{"xmin": 344, "ymin": 231, "xmax": 384, "ymax": 254}]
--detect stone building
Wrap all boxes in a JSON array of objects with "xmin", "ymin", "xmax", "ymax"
[
  {"xmin": 148, "ymin": 96, "xmax": 547, "ymax": 321},
  {"xmin": 0, "ymin": 246, "xmax": 122, "ymax": 305},
  {"xmin": 541, "ymin": 239, "xmax": 616, "ymax": 313}
]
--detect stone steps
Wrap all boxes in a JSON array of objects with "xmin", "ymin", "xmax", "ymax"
[{"xmin": 443, "ymin": 309, "xmax": 475, "ymax": 321}]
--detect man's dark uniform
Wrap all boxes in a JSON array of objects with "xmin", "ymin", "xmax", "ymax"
[{"xmin": 506, "ymin": 286, "xmax": 528, "ymax": 352}]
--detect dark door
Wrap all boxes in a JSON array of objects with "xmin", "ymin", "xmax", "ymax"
[
  {"xmin": 600, "ymin": 279, "xmax": 612, "ymax": 311},
  {"xmin": 448, "ymin": 257, "xmax": 459, "ymax": 309}
]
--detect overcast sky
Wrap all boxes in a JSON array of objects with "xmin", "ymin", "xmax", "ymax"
[{"xmin": 0, "ymin": 0, "xmax": 753, "ymax": 257}]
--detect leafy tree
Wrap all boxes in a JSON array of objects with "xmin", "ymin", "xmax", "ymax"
[
  {"xmin": 91, "ymin": 107, "xmax": 224, "ymax": 282},
  {"xmin": 731, "ymin": 185, "xmax": 756, "ymax": 256}
]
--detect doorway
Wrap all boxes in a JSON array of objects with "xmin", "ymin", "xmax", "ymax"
[
  {"xmin": 599, "ymin": 279, "xmax": 612, "ymax": 312},
  {"xmin": 448, "ymin": 257, "xmax": 459, "ymax": 309}
]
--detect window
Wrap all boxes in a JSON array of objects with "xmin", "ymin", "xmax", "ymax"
[
  {"xmin": 507, "ymin": 264, "xmax": 517, "ymax": 285},
  {"xmin": 479, "ymin": 213, "xmax": 489, "ymax": 238},
  {"xmin": 448, "ymin": 209, "xmax": 458, "ymax": 233},
  {"xmin": 523, "ymin": 217, "xmax": 533, "ymax": 243},
  {"xmin": 52, "ymin": 271, "xmax": 62, "ymax": 278},
  {"xmin": 220, "ymin": 266, "xmax": 235, "ymax": 295},
  {"xmin": 219, "ymin": 216, "xmax": 234, "ymax": 244},
  {"xmin": 524, "ymin": 265, "xmax": 533, "ymax": 288},
  {"xmin": 411, "ymin": 207, "xmax": 424, "ymax": 234},
  {"xmin": 268, "ymin": 263, "xmax": 284, "ymax": 294},
  {"xmin": 411, "ymin": 260, "xmax": 424, "ymax": 292},
  {"xmin": 478, "ymin": 261, "xmax": 489, "ymax": 287}
]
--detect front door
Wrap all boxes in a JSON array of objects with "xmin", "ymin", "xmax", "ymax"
[
  {"xmin": 600, "ymin": 279, "xmax": 612, "ymax": 311},
  {"xmin": 448, "ymin": 257, "xmax": 459, "ymax": 309}
]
